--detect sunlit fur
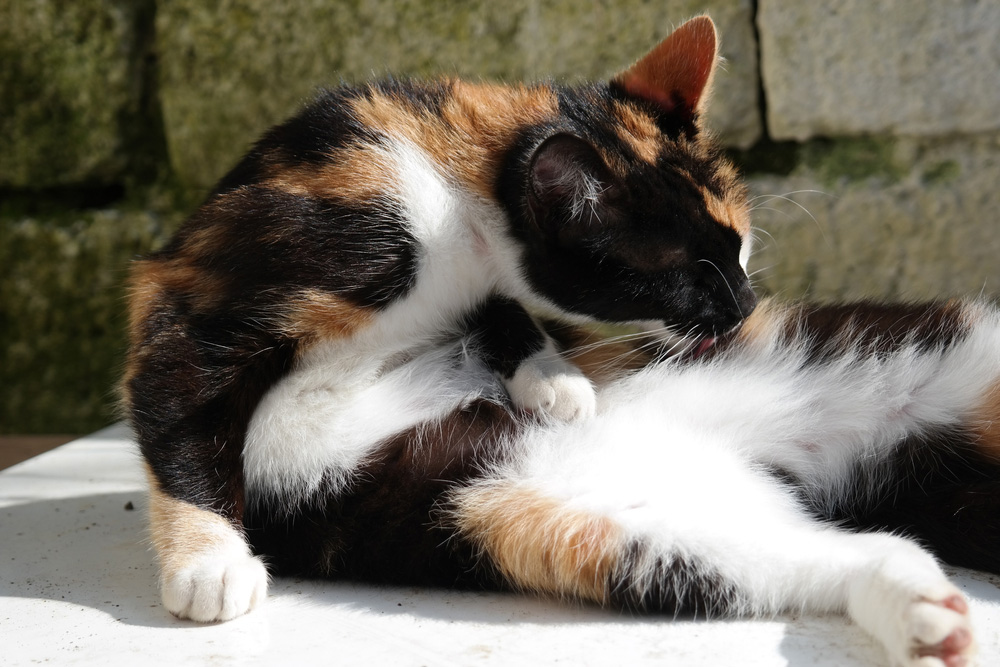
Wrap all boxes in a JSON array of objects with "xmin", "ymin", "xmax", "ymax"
[
  {"xmin": 243, "ymin": 297, "xmax": 998, "ymax": 666},
  {"xmin": 124, "ymin": 17, "xmax": 995, "ymax": 667}
]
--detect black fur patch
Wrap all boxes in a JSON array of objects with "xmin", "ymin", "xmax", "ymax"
[
  {"xmin": 826, "ymin": 429, "xmax": 1000, "ymax": 574},
  {"xmin": 173, "ymin": 187, "xmax": 418, "ymax": 309},
  {"xmin": 245, "ymin": 398, "xmax": 518, "ymax": 589},
  {"xmin": 464, "ymin": 295, "xmax": 547, "ymax": 379},
  {"xmin": 212, "ymin": 87, "xmax": 372, "ymax": 196},
  {"xmin": 607, "ymin": 540, "xmax": 740, "ymax": 617}
]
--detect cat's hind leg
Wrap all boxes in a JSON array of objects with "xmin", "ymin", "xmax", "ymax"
[{"xmin": 448, "ymin": 420, "xmax": 976, "ymax": 666}]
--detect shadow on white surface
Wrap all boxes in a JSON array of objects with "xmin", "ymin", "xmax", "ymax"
[{"xmin": 1, "ymin": 491, "xmax": 172, "ymax": 627}]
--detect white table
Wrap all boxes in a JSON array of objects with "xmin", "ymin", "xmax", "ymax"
[{"xmin": 3, "ymin": 424, "xmax": 999, "ymax": 665}]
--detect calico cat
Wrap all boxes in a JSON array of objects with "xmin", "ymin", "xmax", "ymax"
[
  {"xmin": 125, "ymin": 13, "xmax": 750, "ymax": 611},
  {"xmin": 123, "ymin": 15, "xmax": 998, "ymax": 667}
]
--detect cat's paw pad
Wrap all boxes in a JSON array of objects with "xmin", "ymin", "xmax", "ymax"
[
  {"xmin": 161, "ymin": 549, "xmax": 269, "ymax": 623},
  {"xmin": 903, "ymin": 590, "xmax": 976, "ymax": 667},
  {"xmin": 506, "ymin": 361, "xmax": 596, "ymax": 421}
]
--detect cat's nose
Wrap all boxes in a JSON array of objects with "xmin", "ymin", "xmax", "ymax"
[
  {"xmin": 699, "ymin": 279, "xmax": 757, "ymax": 334},
  {"xmin": 734, "ymin": 281, "xmax": 758, "ymax": 319}
]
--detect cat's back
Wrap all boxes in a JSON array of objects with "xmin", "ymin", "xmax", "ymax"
[{"xmin": 210, "ymin": 78, "xmax": 560, "ymax": 203}]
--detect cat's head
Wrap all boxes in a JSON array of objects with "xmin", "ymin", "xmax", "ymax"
[{"xmin": 503, "ymin": 16, "xmax": 756, "ymax": 341}]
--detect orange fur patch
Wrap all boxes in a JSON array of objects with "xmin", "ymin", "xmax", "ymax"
[
  {"xmin": 451, "ymin": 482, "xmax": 622, "ymax": 603},
  {"xmin": 611, "ymin": 101, "xmax": 662, "ymax": 165},
  {"xmin": 282, "ymin": 288, "xmax": 374, "ymax": 345},
  {"xmin": 182, "ymin": 222, "xmax": 231, "ymax": 259},
  {"xmin": 558, "ymin": 326, "xmax": 654, "ymax": 385},
  {"xmin": 703, "ymin": 185, "xmax": 751, "ymax": 237},
  {"xmin": 264, "ymin": 145, "xmax": 397, "ymax": 204},
  {"xmin": 350, "ymin": 81, "xmax": 559, "ymax": 199},
  {"xmin": 128, "ymin": 258, "xmax": 228, "ymax": 325},
  {"xmin": 145, "ymin": 465, "xmax": 248, "ymax": 573},
  {"xmin": 733, "ymin": 298, "xmax": 796, "ymax": 349}
]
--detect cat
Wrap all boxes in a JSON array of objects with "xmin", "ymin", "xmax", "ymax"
[
  {"xmin": 124, "ymin": 13, "xmax": 750, "ymax": 612},
  {"xmin": 122, "ymin": 15, "xmax": 998, "ymax": 667}
]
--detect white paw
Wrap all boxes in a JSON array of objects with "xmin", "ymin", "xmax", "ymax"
[
  {"xmin": 506, "ymin": 353, "xmax": 595, "ymax": 421},
  {"xmin": 161, "ymin": 547, "xmax": 269, "ymax": 623},
  {"xmin": 900, "ymin": 585, "xmax": 976, "ymax": 667},
  {"xmin": 849, "ymin": 541, "xmax": 977, "ymax": 667}
]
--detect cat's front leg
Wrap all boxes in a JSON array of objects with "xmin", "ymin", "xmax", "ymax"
[
  {"xmin": 147, "ymin": 469, "xmax": 269, "ymax": 622},
  {"xmin": 466, "ymin": 295, "xmax": 595, "ymax": 421}
]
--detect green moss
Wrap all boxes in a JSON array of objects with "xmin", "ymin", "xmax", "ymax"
[
  {"xmin": 0, "ymin": 0, "xmax": 143, "ymax": 187},
  {"xmin": 921, "ymin": 160, "xmax": 961, "ymax": 185},
  {"xmin": 0, "ymin": 204, "xmax": 182, "ymax": 434},
  {"xmin": 800, "ymin": 136, "xmax": 907, "ymax": 186}
]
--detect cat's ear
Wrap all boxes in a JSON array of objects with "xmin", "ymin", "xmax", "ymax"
[
  {"xmin": 613, "ymin": 15, "xmax": 718, "ymax": 120},
  {"xmin": 528, "ymin": 134, "xmax": 621, "ymax": 242}
]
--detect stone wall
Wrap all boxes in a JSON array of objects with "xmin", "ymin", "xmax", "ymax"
[{"xmin": 2, "ymin": 0, "xmax": 997, "ymax": 432}]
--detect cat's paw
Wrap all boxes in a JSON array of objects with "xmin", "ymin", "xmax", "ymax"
[
  {"xmin": 849, "ymin": 542, "xmax": 977, "ymax": 667},
  {"xmin": 506, "ymin": 354, "xmax": 596, "ymax": 421},
  {"xmin": 900, "ymin": 587, "xmax": 975, "ymax": 667},
  {"xmin": 161, "ymin": 547, "xmax": 269, "ymax": 623}
]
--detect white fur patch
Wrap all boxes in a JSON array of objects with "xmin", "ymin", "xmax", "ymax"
[
  {"xmin": 374, "ymin": 139, "xmax": 499, "ymax": 340},
  {"xmin": 738, "ymin": 233, "xmax": 752, "ymax": 271}
]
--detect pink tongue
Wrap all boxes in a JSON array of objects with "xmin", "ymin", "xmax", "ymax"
[{"xmin": 692, "ymin": 337, "xmax": 716, "ymax": 358}]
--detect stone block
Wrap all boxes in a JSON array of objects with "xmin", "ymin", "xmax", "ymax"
[
  {"xmin": 0, "ymin": 206, "xmax": 181, "ymax": 433},
  {"xmin": 758, "ymin": 0, "xmax": 1000, "ymax": 140},
  {"xmin": 746, "ymin": 134, "xmax": 1000, "ymax": 301},
  {"xmin": 0, "ymin": 0, "xmax": 143, "ymax": 187},
  {"xmin": 157, "ymin": 0, "xmax": 759, "ymax": 188}
]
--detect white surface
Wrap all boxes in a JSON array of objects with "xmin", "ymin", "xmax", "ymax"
[{"xmin": 1, "ymin": 424, "xmax": 999, "ymax": 666}]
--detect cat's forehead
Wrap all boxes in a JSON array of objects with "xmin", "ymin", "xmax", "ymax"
[
  {"xmin": 595, "ymin": 101, "xmax": 750, "ymax": 238},
  {"xmin": 607, "ymin": 100, "xmax": 663, "ymax": 164}
]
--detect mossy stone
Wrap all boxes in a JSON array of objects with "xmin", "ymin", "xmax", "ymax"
[
  {"xmin": 922, "ymin": 160, "xmax": 960, "ymax": 186},
  {"xmin": 0, "ymin": 206, "xmax": 182, "ymax": 434},
  {"xmin": 157, "ymin": 0, "xmax": 760, "ymax": 188},
  {"xmin": 747, "ymin": 134, "xmax": 1000, "ymax": 302},
  {"xmin": 0, "ymin": 0, "xmax": 143, "ymax": 187},
  {"xmin": 800, "ymin": 136, "xmax": 907, "ymax": 186}
]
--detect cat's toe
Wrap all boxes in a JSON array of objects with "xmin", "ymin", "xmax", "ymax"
[
  {"xmin": 544, "ymin": 373, "xmax": 596, "ymax": 421},
  {"xmin": 161, "ymin": 550, "xmax": 269, "ymax": 622},
  {"xmin": 903, "ymin": 592, "xmax": 976, "ymax": 667},
  {"xmin": 507, "ymin": 368, "xmax": 595, "ymax": 421}
]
